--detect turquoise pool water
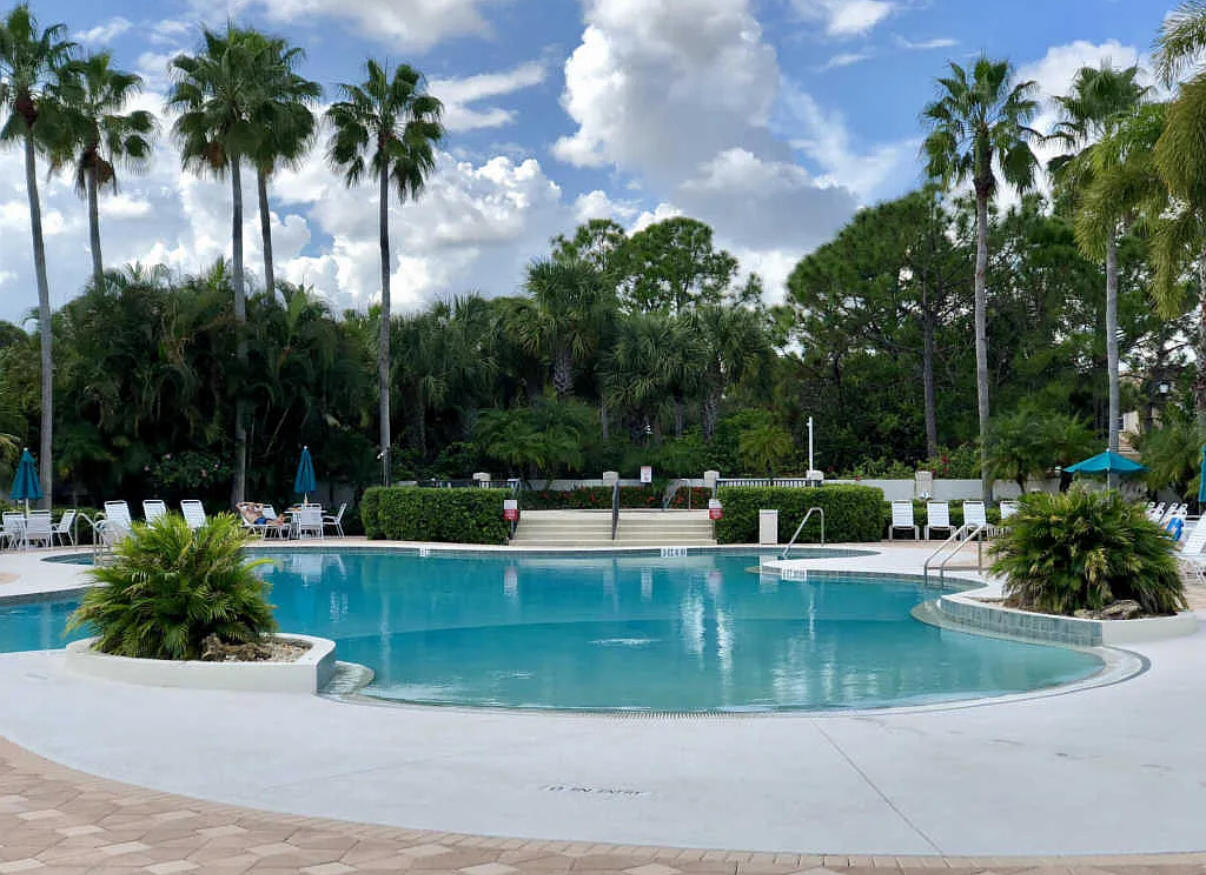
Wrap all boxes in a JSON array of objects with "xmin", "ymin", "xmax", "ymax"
[{"xmin": 1, "ymin": 550, "xmax": 1102, "ymax": 711}]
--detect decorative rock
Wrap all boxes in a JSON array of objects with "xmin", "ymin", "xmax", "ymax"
[{"xmin": 1100, "ymin": 600, "xmax": 1143, "ymax": 620}]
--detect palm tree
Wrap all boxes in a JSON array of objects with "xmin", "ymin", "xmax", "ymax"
[
  {"xmin": 1155, "ymin": 2, "xmax": 1206, "ymax": 425},
  {"xmin": 693, "ymin": 305, "xmax": 770, "ymax": 441},
  {"xmin": 327, "ymin": 61, "xmax": 444, "ymax": 485},
  {"xmin": 244, "ymin": 34, "xmax": 319, "ymax": 297},
  {"xmin": 168, "ymin": 25, "xmax": 285, "ymax": 504},
  {"xmin": 739, "ymin": 424, "xmax": 794, "ymax": 477},
  {"xmin": 50, "ymin": 51, "xmax": 155, "ymax": 291},
  {"xmin": 1048, "ymin": 62, "xmax": 1147, "ymax": 482},
  {"xmin": 922, "ymin": 56, "xmax": 1040, "ymax": 503},
  {"xmin": 0, "ymin": 4, "xmax": 74, "ymax": 507},
  {"xmin": 511, "ymin": 258, "xmax": 614, "ymax": 401}
]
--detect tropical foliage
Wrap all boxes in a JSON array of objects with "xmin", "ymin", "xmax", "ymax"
[
  {"xmin": 990, "ymin": 490, "xmax": 1186, "ymax": 616},
  {"xmin": 66, "ymin": 513, "xmax": 276, "ymax": 659}
]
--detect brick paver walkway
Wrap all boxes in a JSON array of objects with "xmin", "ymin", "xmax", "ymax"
[{"xmin": 1, "ymin": 738, "xmax": 1203, "ymax": 875}]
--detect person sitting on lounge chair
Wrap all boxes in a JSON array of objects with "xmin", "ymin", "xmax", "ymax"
[{"xmin": 236, "ymin": 502, "xmax": 288, "ymax": 531}]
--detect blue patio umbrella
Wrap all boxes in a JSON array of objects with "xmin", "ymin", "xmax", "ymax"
[
  {"xmin": 293, "ymin": 445, "xmax": 317, "ymax": 504},
  {"xmin": 1064, "ymin": 449, "xmax": 1147, "ymax": 476},
  {"xmin": 1198, "ymin": 445, "xmax": 1206, "ymax": 505},
  {"xmin": 9, "ymin": 448, "xmax": 42, "ymax": 513}
]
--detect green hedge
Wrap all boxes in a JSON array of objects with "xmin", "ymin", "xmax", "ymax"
[
  {"xmin": 714, "ymin": 486, "xmax": 885, "ymax": 544},
  {"xmin": 360, "ymin": 486, "xmax": 509, "ymax": 544},
  {"xmin": 520, "ymin": 485, "xmax": 711, "ymax": 510},
  {"xmin": 879, "ymin": 500, "xmax": 1001, "ymax": 538}
]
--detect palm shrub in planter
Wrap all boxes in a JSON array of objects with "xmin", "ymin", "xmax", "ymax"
[
  {"xmin": 989, "ymin": 490, "xmax": 1186, "ymax": 617},
  {"xmin": 66, "ymin": 514, "xmax": 277, "ymax": 659}
]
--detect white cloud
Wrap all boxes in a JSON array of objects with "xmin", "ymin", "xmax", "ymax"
[
  {"xmin": 75, "ymin": 17, "xmax": 133, "ymax": 46},
  {"xmin": 218, "ymin": 0, "xmax": 503, "ymax": 52},
  {"xmin": 553, "ymin": 0, "xmax": 781, "ymax": 178},
  {"xmin": 894, "ymin": 35, "xmax": 957, "ymax": 51},
  {"xmin": 573, "ymin": 190, "xmax": 640, "ymax": 224},
  {"xmin": 819, "ymin": 51, "xmax": 874, "ymax": 71},
  {"xmin": 792, "ymin": 0, "xmax": 894, "ymax": 37},
  {"xmin": 429, "ymin": 62, "xmax": 546, "ymax": 132},
  {"xmin": 781, "ymin": 85, "xmax": 918, "ymax": 203}
]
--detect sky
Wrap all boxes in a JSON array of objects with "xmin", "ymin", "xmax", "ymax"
[{"xmin": 0, "ymin": 0, "xmax": 1175, "ymax": 323}]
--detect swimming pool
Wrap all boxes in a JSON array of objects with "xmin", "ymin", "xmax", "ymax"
[{"xmin": 1, "ymin": 549, "xmax": 1102, "ymax": 711}]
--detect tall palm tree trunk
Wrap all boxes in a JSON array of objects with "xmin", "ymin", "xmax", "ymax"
[
  {"xmin": 922, "ymin": 312, "xmax": 939, "ymax": 459},
  {"xmin": 230, "ymin": 157, "xmax": 248, "ymax": 506},
  {"xmin": 1197, "ymin": 245, "xmax": 1206, "ymax": 430},
  {"xmin": 1105, "ymin": 231, "xmax": 1120, "ymax": 490},
  {"xmin": 256, "ymin": 167, "xmax": 275, "ymax": 297},
  {"xmin": 86, "ymin": 161, "xmax": 104, "ymax": 290},
  {"xmin": 600, "ymin": 398, "xmax": 609, "ymax": 440},
  {"xmin": 378, "ymin": 160, "xmax": 392, "ymax": 486},
  {"xmin": 552, "ymin": 347, "xmax": 572, "ymax": 399},
  {"xmin": 24, "ymin": 132, "xmax": 52, "ymax": 508},
  {"xmin": 974, "ymin": 190, "xmax": 992, "ymax": 503}
]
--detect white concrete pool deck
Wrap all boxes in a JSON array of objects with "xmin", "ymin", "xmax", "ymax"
[{"xmin": 1, "ymin": 541, "xmax": 1205, "ymax": 857}]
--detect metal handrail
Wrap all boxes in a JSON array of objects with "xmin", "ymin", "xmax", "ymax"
[
  {"xmin": 922, "ymin": 523, "xmax": 986, "ymax": 586},
  {"xmin": 779, "ymin": 507, "xmax": 825, "ymax": 559},
  {"xmin": 661, "ymin": 478, "xmax": 692, "ymax": 510},
  {"xmin": 610, "ymin": 481, "xmax": 620, "ymax": 540}
]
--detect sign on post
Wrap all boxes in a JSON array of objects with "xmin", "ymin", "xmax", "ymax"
[
  {"xmin": 503, "ymin": 498, "xmax": 518, "ymax": 522},
  {"xmin": 640, "ymin": 466, "xmax": 652, "ymax": 484}
]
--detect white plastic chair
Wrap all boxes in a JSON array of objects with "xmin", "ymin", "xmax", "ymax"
[
  {"xmin": 143, "ymin": 500, "xmax": 167, "ymax": 525},
  {"xmin": 295, "ymin": 505, "xmax": 323, "ymax": 539},
  {"xmin": 103, "ymin": 501, "xmax": 133, "ymax": 538},
  {"xmin": 323, "ymin": 502, "xmax": 347, "ymax": 538},
  {"xmin": 888, "ymin": 500, "xmax": 919, "ymax": 540},
  {"xmin": 53, "ymin": 509, "xmax": 76, "ymax": 547},
  {"xmin": 962, "ymin": 500, "xmax": 988, "ymax": 539},
  {"xmin": 180, "ymin": 500, "xmax": 207, "ymax": 531},
  {"xmin": 924, "ymin": 501, "xmax": 953, "ymax": 540},
  {"xmin": 23, "ymin": 511, "xmax": 53, "ymax": 548},
  {"xmin": 1, "ymin": 513, "xmax": 26, "ymax": 550}
]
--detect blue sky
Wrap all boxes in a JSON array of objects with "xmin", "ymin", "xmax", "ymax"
[{"xmin": 0, "ymin": 0, "xmax": 1174, "ymax": 321}]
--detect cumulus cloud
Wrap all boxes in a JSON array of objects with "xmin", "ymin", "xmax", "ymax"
[
  {"xmin": 792, "ymin": 0, "xmax": 894, "ymax": 37},
  {"xmin": 429, "ymin": 62, "xmax": 546, "ymax": 132},
  {"xmin": 215, "ymin": 0, "xmax": 503, "ymax": 52},
  {"xmin": 75, "ymin": 17, "xmax": 133, "ymax": 46}
]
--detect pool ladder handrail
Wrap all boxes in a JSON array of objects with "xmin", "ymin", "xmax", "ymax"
[
  {"xmin": 779, "ymin": 506, "xmax": 825, "ymax": 559},
  {"xmin": 610, "ymin": 480, "xmax": 620, "ymax": 541},
  {"xmin": 922, "ymin": 523, "xmax": 986, "ymax": 586}
]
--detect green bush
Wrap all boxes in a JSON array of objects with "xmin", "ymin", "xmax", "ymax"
[
  {"xmin": 362, "ymin": 486, "xmax": 509, "ymax": 544},
  {"xmin": 66, "ymin": 514, "xmax": 276, "ymax": 659},
  {"xmin": 360, "ymin": 488, "xmax": 382, "ymax": 539},
  {"xmin": 715, "ymin": 485, "xmax": 885, "ymax": 543},
  {"xmin": 990, "ymin": 490, "xmax": 1186, "ymax": 616}
]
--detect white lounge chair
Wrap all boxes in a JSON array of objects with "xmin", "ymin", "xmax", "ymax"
[
  {"xmin": 143, "ymin": 500, "xmax": 167, "ymax": 525},
  {"xmin": 323, "ymin": 502, "xmax": 347, "ymax": 538},
  {"xmin": 23, "ymin": 511, "xmax": 53, "ymax": 548},
  {"xmin": 1148, "ymin": 502, "xmax": 1166, "ymax": 522},
  {"xmin": 103, "ymin": 501, "xmax": 133, "ymax": 537},
  {"xmin": 294, "ymin": 505, "xmax": 323, "ymax": 540},
  {"xmin": 53, "ymin": 509, "xmax": 76, "ymax": 547},
  {"xmin": 924, "ymin": 501, "xmax": 954, "ymax": 540},
  {"xmin": 1179, "ymin": 518, "xmax": 1206, "ymax": 555},
  {"xmin": 962, "ymin": 500, "xmax": 988, "ymax": 538},
  {"xmin": 888, "ymin": 500, "xmax": 919, "ymax": 540},
  {"xmin": 180, "ymin": 500, "xmax": 206, "ymax": 531},
  {"xmin": 1, "ymin": 513, "xmax": 26, "ymax": 550}
]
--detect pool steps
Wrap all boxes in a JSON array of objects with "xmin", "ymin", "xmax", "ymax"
[{"xmin": 511, "ymin": 509, "xmax": 716, "ymax": 548}]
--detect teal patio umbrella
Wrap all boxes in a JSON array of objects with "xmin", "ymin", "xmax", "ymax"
[
  {"xmin": 1198, "ymin": 445, "xmax": 1206, "ymax": 505},
  {"xmin": 1064, "ymin": 449, "xmax": 1147, "ymax": 476},
  {"xmin": 293, "ymin": 445, "xmax": 317, "ymax": 504},
  {"xmin": 9, "ymin": 448, "xmax": 42, "ymax": 513}
]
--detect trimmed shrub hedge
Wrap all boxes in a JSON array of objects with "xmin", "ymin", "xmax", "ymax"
[
  {"xmin": 879, "ymin": 500, "xmax": 1001, "ymax": 538},
  {"xmin": 360, "ymin": 486, "xmax": 509, "ymax": 544},
  {"xmin": 520, "ymin": 485, "xmax": 711, "ymax": 510},
  {"xmin": 714, "ymin": 485, "xmax": 885, "ymax": 543}
]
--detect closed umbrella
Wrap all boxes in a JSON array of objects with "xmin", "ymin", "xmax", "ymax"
[
  {"xmin": 1198, "ymin": 445, "xmax": 1206, "ymax": 505},
  {"xmin": 293, "ymin": 446, "xmax": 317, "ymax": 505},
  {"xmin": 9, "ymin": 448, "xmax": 42, "ymax": 514}
]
